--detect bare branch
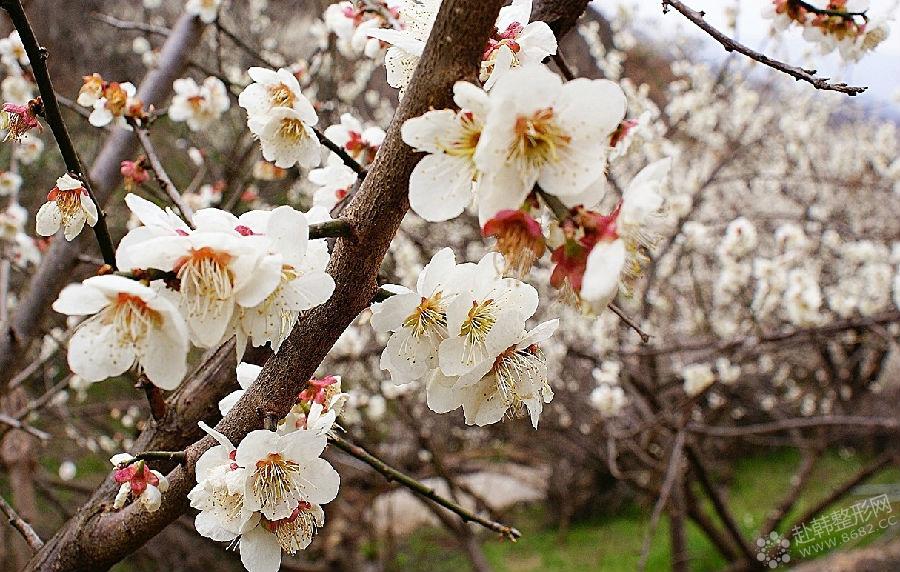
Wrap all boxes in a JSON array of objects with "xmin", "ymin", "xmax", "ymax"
[
  {"xmin": 662, "ymin": 0, "xmax": 867, "ymax": 95},
  {"xmin": 0, "ymin": 493, "xmax": 43, "ymax": 551},
  {"xmin": 330, "ymin": 435, "xmax": 521, "ymax": 541},
  {"xmin": 687, "ymin": 416, "xmax": 900, "ymax": 438},
  {"xmin": 133, "ymin": 127, "xmax": 195, "ymax": 226}
]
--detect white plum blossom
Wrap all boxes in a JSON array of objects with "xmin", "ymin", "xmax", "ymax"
[
  {"xmin": 35, "ymin": 173, "xmax": 98, "ymax": 241},
  {"xmin": 438, "ymin": 252, "xmax": 539, "ymax": 379},
  {"xmin": 239, "ymin": 502, "xmax": 326, "ymax": 572},
  {"xmin": 0, "ymin": 30, "xmax": 28, "ymax": 68},
  {"xmin": 682, "ymin": 363, "xmax": 716, "ymax": 397},
  {"xmin": 480, "ymin": 0, "xmax": 557, "ymax": 90},
  {"xmin": 0, "ymin": 171, "xmax": 22, "ymax": 196},
  {"xmin": 474, "ymin": 65, "xmax": 626, "ymax": 224},
  {"xmin": 1, "ymin": 74, "xmax": 33, "ymax": 105},
  {"xmin": 590, "ymin": 384, "xmax": 627, "ymax": 417},
  {"xmin": 370, "ymin": 247, "xmax": 465, "ymax": 385},
  {"xmin": 52, "ymin": 275, "xmax": 189, "ymax": 389},
  {"xmin": 401, "ymin": 82, "xmax": 488, "ymax": 222},
  {"xmin": 427, "ymin": 319, "xmax": 558, "ymax": 428},
  {"xmin": 88, "ymin": 81, "xmax": 139, "ymax": 128},
  {"xmin": 236, "ymin": 429, "xmax": 339, "ymax": 520},
  {"xmin": 324, "ymin": 0, "xmax": 401, "ymax": 58},
  {"xmin": 169, "ymin": 76, "xmax": 230, "ymax": 131},
  {"xmin": 366, "ymin": 0, "xmax": 441, "ymax": 94},
  {"xmin": 121, "ymin": 226, "xmax": 281, "ymax": 348},
  {"xmin": 185, "ymin": 0, "xmax": 222, "ymax": 23},
  {"xmin": 239, "ymin": 67, "xmax": 322, "ymax": 168}
]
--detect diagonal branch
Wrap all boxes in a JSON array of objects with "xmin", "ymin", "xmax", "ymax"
[
  {"xmin": 330, "ymin": 435, "xmax": 521, "ymax": 541},
  {"xmin": 0, "ymin": 493, "xmax": 43, "ymax": 551},
  {"xmin": 662, "ymin": 0, "xmax": 867, "ymax": 96}
]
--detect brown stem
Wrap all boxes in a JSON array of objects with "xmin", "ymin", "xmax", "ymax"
[{"xmin": 0, "ymin": 493, "xmax": 42, "ymax": 551}]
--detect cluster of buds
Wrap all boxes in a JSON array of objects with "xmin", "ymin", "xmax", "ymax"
[
  {"xmin": 120, "ymin": 157, "xmax": 151, "ymax": 191},
  {"xmin": 77, "ymin": 73, "xmax": 147, "ymax": 128},
  {"xmin": 767, "ymin": 1, "xmax": 888, "ymax": 61},
  {"xmin": 1, "ymin": 97, "xmax": 42, "ymax": 141},
  {"xmin": 280, "ymin": 375, "xmax": 347, "ymax": 435},
  {"xmin": 110, "ymin": 453, "xmax": 170, "ymax": 513}
]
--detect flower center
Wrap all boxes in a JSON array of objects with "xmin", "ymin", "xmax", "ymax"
[
  {"xmin": 175, "ymin": 247, "xmax": 235, "ymax": 312},
  {"xmin": 253, "ymin": 452, "xmax": 301, "ymax": 509},
  {"xmin": 402, "ymin": 293, "xmax": 447, "ymax": 338},
  {"xmin": 442, "ymin": 111, "xmax": 482, "ymax": 159},
  {"xmin": 104, "ymin": 83, "xmax": 128, "ymax": 116},
  {"xmin": 268, "ymin": 83, "xmax": 297, "ymax": 109},
  {"xmin": 460, "ymin": 299, "xmax": 497, "ymax": 348},
  {"xmin": 261, "ymin": 502, "xmax": 318, "ymax": 554},
  {"xmin": 108, "ymin": 293, "xmax": 162, "ymax": 342},
  {"xmin": 49, "ymin": 188, "xmax": 84, "ymax": 222},
  {"xmin": 278, "ymin": 117, "xmax": 308, "ymax": 142},
  {"xmin": 493, "ymin": 343, "xmax": 548, "ymax": 411},
  {"xmin": 509, "ymin": 108, "xmax": 571, "ymax": 169}
]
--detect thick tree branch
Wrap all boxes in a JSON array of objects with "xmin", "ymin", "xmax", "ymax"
[{"xmin": 662, "ymin": 0, "xmax": 867, "ymax": 95}]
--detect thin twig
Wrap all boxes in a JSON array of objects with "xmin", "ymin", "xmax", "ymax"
[
  {"xmin": 791, "ymin": 0, "xmax": 868, "ymax": 20},
  {"xmin": 1, "ymin": 0, "xmax": 118, "ymax": 265},
  {"xmin": 0, "ymin": 493, "xmax": 43, "ymax": 551},
  {"xmin": 608, "ymin": 302, "xmax": 651, "ymax": 343},
  {"xmin": 662, "ymin": 0, "xmax": 867, "ymax": 95},
  {"xmin": 313, "ymin": 126, "xmax": 367, "ymax": 180},
  {"xmin": 133, "ymin": 127, "xmax": 195, "ymax": 226},
  {"xmin": 330, "ymin": 435, "xmax": 522, "ymax": 541},
  {"xmin": 0, "ymin": 412, "xmax": 50, "ymax": 440},
  {"xmin": 638, "ymin": 430, "xmax": 685, "ymax": 571},
  {"xmin": 215, "ymin": 20, "xmax": 278, "ymax": 68},
  {"xmin": 92, "ymin": 13, "xmax": 170, "ymax": 36}
]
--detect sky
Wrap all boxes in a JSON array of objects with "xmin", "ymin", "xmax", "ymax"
[{"xmin": 593, "ymin": 0, "xmax": 900, "ymax": 109}]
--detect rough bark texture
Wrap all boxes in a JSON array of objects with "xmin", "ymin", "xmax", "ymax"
[
  {"xmin": 23, "ymin": 1, "xmax": 591, "ymax": 569},
  {"xmin": 0, "ymin": 12, "xmax": 204, "ymax": 388}
]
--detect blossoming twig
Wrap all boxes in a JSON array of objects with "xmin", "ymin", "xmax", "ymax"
[
  {"xmin": 92, "ymin": 12, "xmax": 171, "ymax": 37},
  {"xmin": 329, "ymin": 435, "xmax": 522, "ymax": 541},
  {"xmin": 1, "ymin": 2, "xmax": 117, "ymax": 268},
  {"xmin": 0, "ymin": 0, "xmax": 118, "ymax": 266},
  {"xmin": 0, "ymin": 493, "xmax": 43, "ymax": 551},
  {"xmin": 133, "ymin": 126, "xmax": 195, "ymax": 226},
  {"xmin": 790, "ymin": 0, "xmax": 868, "ymax": 21},
  {"xmin": 608, "ymin": 302, "xmax": 651, "ymax": 343},
  {"xmin": 662, "ymin": 0, "xmax": 868, "ymax": 95}
]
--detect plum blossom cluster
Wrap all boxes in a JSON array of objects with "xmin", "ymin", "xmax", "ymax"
[
  {"xmin": 763, "ymin": 0, "xmax": 890, "ymax": 61},
  {"xmin": 110, "ymin": 453, "xmax": 170, "ymax": 513},
  {"xmin": 324, "ymin": 0, "xmax": 402, "ymax": 58},
  {"xmin": 189, "ymin": 407, "xmax": 340, "ymax": 572},
  {"xmin": 51, "ymin": 194, "xmax": 335, "ymax": 390},
  {"xmin": 400, "ymin": 62, "xmax": 670, "ymax": 311},
  {"xmin": 371, "ymin": 248, "xmax": 558, "ymax": 428},
  {"xmin": 239, "ymin": 67, "xmax": 322, "ymax": 169},
  {"xmin": 77, "ymin": 73, "xmax": 147, "ymax": 128},
  {"xmin": 367, "ymin": 0, "xmax": 557, "ymax": 93}
]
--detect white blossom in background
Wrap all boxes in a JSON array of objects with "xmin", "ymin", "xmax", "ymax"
[
  {"xmin": 169, "ymin": 76, "xmax": 230, "ymax": 131},
  {"xmin": 185, "ymin": 0, "xmax": 223, "ymax": 23},
  {"xmin": 239, "ymin": 67, "xmax": 322, "ymax": 168},
  {"xmin": 52, "ymin": 275, "xmax": 189, "ymax": 389},
  {"xmin": 1, "ymin": 74, "xmax": 33, "ymax": 105},
  {"xmin": 0, "ymin": 170, "xmax": 22, "ymax": 196},
  {"xmin": 401, "ymin": 82, "xmax": 488, "ymax": 222},
  {"xmin": 324, "ymin": 113, "xmax": 385, "ymax": 164},
  {"xmin": 0, "ymin": 30, "xmax": 28, "ymax": 68},
  {"xmin": 35, "ymin": 173, "xmax": 98, "ymax": 241},
  {"xmin": 87, "ymin": 81, "xmax": 140, "ymax": 129},
  {"xmin": 784, "ymin": 268, "xmax": 822, "ymax": 326},
  {"xmin": 308, "ymin": 162, "xmax": 356, "ymax": 209},
  {"xmin": 13, "ymin": 131, "xmax": 43, "ymax": 164},
  {"xmin": 474, "ymin": 65, "xmax": 626, "ymax": 223},
  {"xmin": 366, "ymin": 0, "xmax": 441, "ymax": 94},
  {"xmin": 590, "ymin": 384, "xmax": 627, "ymax": 417},
  {"xmin": 682, "ymin": 363, "xmax": 715, "ymax": 397},
  {"xmin": 480, "ymin": 0, "xmax": 557, "ymax": 90},
  {"xmin": 324, "ymin": 0, "xmax": 401, "ymax": 58},
  {"xmin": 716, "ymin": 358, "xmax": 741, "ymax": 385},
  {"xmin": 428, "ymin": 319, "xmax": 558, "ymax": 428}
]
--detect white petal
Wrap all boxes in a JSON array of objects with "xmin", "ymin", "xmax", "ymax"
[
  {"xmin": 580, "ymin": 239, "xmax": 626, "ymax": 308},
  {"xmin": 52, "ymin": 282, "xmax": 109, "ymax": 316},
  {"xmin": 295, "ymin": 457, "xmax": 340, "ymax": 505},
  {"xmin": 240, "ymin": 526, "xmax": 283, "ymax": 572},
  {"xmin": 35, "ymin": 202, "xmax": 61, "ymax": 237},
  {"xmin": 68, "ymin": 317, "xmax": 135, "ymax": 382},
  {"xmin": 408, "ymin": 154, "xmax": 474, "ymax": 222}
]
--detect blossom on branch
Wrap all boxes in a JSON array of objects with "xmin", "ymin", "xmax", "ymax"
[{"xmin": 35, "ymin": 173, "xmax": 98, "ymax": 241}]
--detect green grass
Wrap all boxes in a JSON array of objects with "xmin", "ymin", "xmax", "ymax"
[{"xmin": 387, "ymin": 449, "xmax": 900, "ymax": 571}]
